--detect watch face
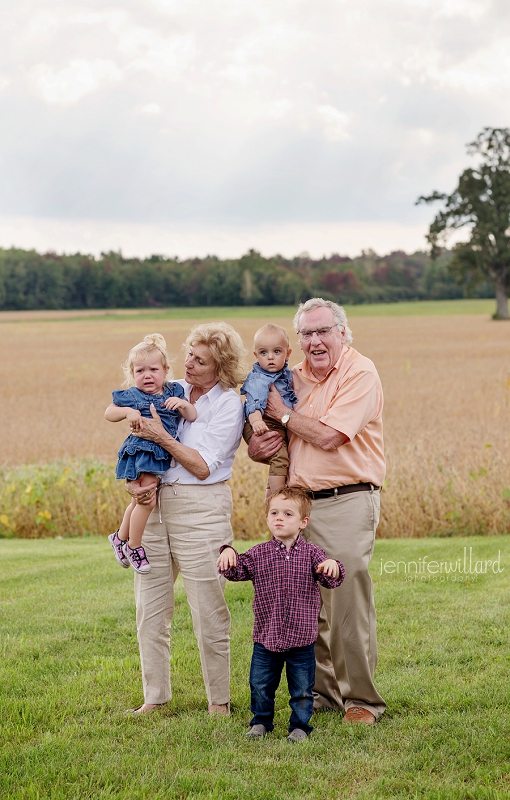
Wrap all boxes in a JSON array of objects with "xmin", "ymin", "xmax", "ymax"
[{"xmin": 282, "ymin": 413, "xmax": 290, "ymax": 425}]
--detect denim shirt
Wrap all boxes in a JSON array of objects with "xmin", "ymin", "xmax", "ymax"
[
  {"xmin": 112, "ymin": 383, "xmax": 184, "ymax": 440},
  {"xmin": 240, "ymin": 362, "xmax": 298, "ymax": 418}
]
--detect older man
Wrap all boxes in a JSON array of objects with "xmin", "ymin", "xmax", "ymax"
[{"xmin": 248, "ymin": 298, "xmax": 385, "ymax": 724}]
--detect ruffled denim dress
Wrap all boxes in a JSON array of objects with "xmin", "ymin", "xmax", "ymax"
[{"xmin": 113, "ymin": 384, "xmax": 185, "ymax": 480}]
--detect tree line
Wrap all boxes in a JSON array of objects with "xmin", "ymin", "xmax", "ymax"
[{"xmin": 0, "ymin": 246, "xmax": 494, "ymax": 311}]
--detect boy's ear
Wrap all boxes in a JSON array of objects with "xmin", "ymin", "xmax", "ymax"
[
  {"xmin": 286, "ymin": 348, "xmax": 292, "ymax": 358},
  {"xmin": 300, "ymin": 516, "xmax": 310, "ymax": 530}
]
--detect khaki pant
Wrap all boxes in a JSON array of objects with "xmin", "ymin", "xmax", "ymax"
[
  {"xmin": 242, "ymin": 418, "xmax": 289, "ymax": 476},
  {"xmin": 303, "ymin": 489, "xmax": 386, "ymax": 719},
  {"xmin": 134, "ymin": 482, "xmax": 233, "ymax": 706}
]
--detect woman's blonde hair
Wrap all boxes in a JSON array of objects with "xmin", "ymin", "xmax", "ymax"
[
  {"xmin": 122, "ymin": 333, "xmax": 173, "ymax": 388},
  {"xmin": 185, "ymin": 322, "xmax": 247, "ymax": 390}
]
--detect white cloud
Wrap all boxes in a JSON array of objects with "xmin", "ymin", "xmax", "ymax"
[
  {"xmin": 434, "ymin": 0, "xmax": 487, "ymax": 19},
  {"xmin": 429, "ymin": 40, "xmax": 510, "ymax": 91},
  {"xmin": 32, "ymin": 59, "xmax": 122, "ymax": 104},
  {"xmin": 138, "ymin": 103, "xmax": 162, "ymax": 114},
  {"xmin": 316, "ymin": 106, "xmax": 352, "ymax": 142},
  {"xmin": 267, "ymin": 98, "xmax": 293, "ymax": 118},
  {"xmin": 117, "ymin": 28, "xmax": 196, "ymax": 79},
  {"xmin": 2, "ymin": 0, "xmax": 510, "ymax": 250}
]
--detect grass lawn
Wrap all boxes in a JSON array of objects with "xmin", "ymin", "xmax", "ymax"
[{"xmin": 1, "ymin": 535, "xmax": 509, "ymax": 799}]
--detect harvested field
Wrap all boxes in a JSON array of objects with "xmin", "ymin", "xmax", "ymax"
[{"xmin": 1, "ymin": 306, "xmax": 510, "ymax": 538}]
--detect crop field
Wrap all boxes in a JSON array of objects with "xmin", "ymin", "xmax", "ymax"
[{"xmin": 1, "ymin": 301, "xmax": 510, "ymax": 539}]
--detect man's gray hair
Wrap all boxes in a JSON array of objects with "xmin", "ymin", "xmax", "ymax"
[{"xmin": 293, "ymin": 298, "xmax": 353, "ymax": 345}]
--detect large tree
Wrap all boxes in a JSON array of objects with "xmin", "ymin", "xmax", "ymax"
[{"xmin": 417, "ymin": 127, "xmax": 510, "ymax": 319}]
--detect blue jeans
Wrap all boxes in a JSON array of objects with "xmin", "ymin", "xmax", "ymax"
[{"xmin": 249, "ymin": 642, "xmax": 315, "ymax": 734}]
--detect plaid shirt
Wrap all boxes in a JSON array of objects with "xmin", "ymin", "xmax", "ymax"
[{"xmin": 219, "ymin": 536, "xmax": 345, "ymax": 652}]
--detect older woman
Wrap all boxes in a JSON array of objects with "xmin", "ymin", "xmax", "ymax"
[{"xmin": 126, "ymin": 322, "xmax": 245, "ymax": 715}]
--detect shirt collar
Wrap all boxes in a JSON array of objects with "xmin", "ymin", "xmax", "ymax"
[
  {"xmin": 270, "ymin": 534, "xmax": 304, "ymax": 552},
  {"xmin": 182, "ymin": 380, "xmax": 225, "ymax": 404}
]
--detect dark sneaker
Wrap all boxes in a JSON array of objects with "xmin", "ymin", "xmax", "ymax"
[
  {"xmin": 286, "ymin": 728, "xmax": 308, "ymax": 743},
  {"xmin": 123, "ymin": 543, "xmax": 151, "ymax": 574},
  {"xmin": 108, "ymin": 531, "xmax": 129, "ymax": 568},
  {"xmin": 245, "ymin": 724, "xmax": 267, "ymax": 738}
]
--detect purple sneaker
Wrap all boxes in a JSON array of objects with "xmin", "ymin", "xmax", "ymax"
[
  {"xmin": 108, "ymin": 531, "xmax": 129, "ymax": 568},
  {"xmin": 122, "ymin": 543, "xmax": 151, "ymax": 574}
]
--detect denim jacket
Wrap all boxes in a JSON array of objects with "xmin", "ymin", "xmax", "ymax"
[
  {"xmin": 112, "ymin": 383, "xmax": 184, "ymax": 440},
  {"xmin": 240, "ymin": 362, "xmax": 297, "ymax": 419}
]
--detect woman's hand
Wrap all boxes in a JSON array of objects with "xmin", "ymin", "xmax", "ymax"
[
  {"xmin": 130, "ymin": 404, "xmax": 167, "ymax": 443},
  {"xmin": 125, "ymin": 478, "xmax": 159, "ymax": 505}
]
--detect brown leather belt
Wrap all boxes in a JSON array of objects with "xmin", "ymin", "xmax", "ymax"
[{"xmin": 305, "ymin": 482, "xmax": 380, "ymax": 500}]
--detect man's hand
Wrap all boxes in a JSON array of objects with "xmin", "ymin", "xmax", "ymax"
[
  {"xmin": 125, "ymin": 478, "xmax": 159, "ymax": 505},
  {"xmin": 247, "ymin": 430, "xmax": 282, "ymax": 462},
  {"xmin": 316, "ymin": 559, "xmax": 340, "ymax": 579},
  {"xmin": 216, "ymin": 547, "xmax": 237, "ymax": 571},
  {"xmin": 264, "ymin": 385, "xmax": 287, "ymax": 421}
]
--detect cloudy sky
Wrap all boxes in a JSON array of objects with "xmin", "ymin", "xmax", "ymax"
[{"xmin": 1, "ymin": 0, "xmax": 509, "ymax": 258}]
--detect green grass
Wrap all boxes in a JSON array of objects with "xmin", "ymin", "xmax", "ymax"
[
  {"xmin": 0, "ymin": 298, "xmax": 498, "ymax": 324},
  {"xmin": 1, "ymin": 536, "xmax": 509, "ymax": 799}
]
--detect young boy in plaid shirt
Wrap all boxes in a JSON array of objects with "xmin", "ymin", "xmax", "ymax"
[{"xmin": 217, "ymin": 487, "xmax": 345, "ymax": 742}]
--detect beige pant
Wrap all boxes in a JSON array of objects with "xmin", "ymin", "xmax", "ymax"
[
  {"xmin": 134, "ymin": 482, "xmax": 233, "ymax": 706},
  {"xmin": 242, "ymin": 418, "xmax": 290, "ymax": 476},
  {"xmin": 303, "ymin": 489, "xmax": 386, "ymax": 719}
]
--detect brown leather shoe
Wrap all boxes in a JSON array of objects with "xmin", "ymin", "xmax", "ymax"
[{"xmin": 343, "ymin": 707, "xmax": 376, "ymax": 725}]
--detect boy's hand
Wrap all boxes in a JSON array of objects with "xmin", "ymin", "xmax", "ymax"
[
  {"xmin": 216, "ymin": 547, "xmax": 237, "ymax": 571},
  {"xmin": 252, "ymin": 419, "xmax": 269, "ymax": 435},
  {"xmin": 316, "ymin": 559, "xmax": 340, "ymax": 579}
]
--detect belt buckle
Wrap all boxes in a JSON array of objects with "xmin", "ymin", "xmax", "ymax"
[{"xmin": 333, "ymin": 487, "xmax": 338, "ymax": 497}]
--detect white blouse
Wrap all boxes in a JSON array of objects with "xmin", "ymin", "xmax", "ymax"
[{"xmin": 161, "ymin": 380, "xmax": 244, "ymax": 485}]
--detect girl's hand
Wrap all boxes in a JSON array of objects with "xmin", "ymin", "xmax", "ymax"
[
  {"xmin": 316, "ymin": 559, "xmax": 340, "ymax": 579},
  {"xmin": 216, "ymin": 548, "xmax": 237, "ymax": 571},
  {"xmin": 126, "ymin": 408, "xmax": 142, "ymax": 425},
  {"xmin": 130, "ymin": 404, "xmax": 166, "ymax": 441},
  {"xmin": 164, "ymin": 397, "xmax": 197, "ymax": 422},
  {"xmin": 164, "ymin": 398, "xmax": 188, "ymax": 411}
]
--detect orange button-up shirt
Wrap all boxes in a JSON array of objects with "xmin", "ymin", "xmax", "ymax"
[{"xmin": 287, "ymin": 346, "xmax": 385, "ymax": 491}]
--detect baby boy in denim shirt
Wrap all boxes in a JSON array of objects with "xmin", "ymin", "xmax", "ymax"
[{"xmin": 241, "ymin": 324, "xmax": 297, "ymax": 498}]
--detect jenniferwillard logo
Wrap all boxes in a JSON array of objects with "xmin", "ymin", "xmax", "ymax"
[{"xmin": 379, "ymin": 547, "xmax": 503, "ymax": 581}]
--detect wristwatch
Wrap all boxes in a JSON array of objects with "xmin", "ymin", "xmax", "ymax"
[{"xmin": 281, "ymin": 410, "xmax": 293, "ymax": 426}]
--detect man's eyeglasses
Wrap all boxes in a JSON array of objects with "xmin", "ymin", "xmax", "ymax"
[{"xmin": 298, "ymin": 325, "xmax": 339, "ymax": 341}]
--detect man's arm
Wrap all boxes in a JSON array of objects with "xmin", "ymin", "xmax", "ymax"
[{"xmin": 265, "ymin": 386, "xmax": 348, "ymax": 451}]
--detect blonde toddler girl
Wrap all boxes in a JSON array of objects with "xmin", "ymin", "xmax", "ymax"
[{"xmin": 105, "ymin": 333, "xmax": 197, "ymax": 573}]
